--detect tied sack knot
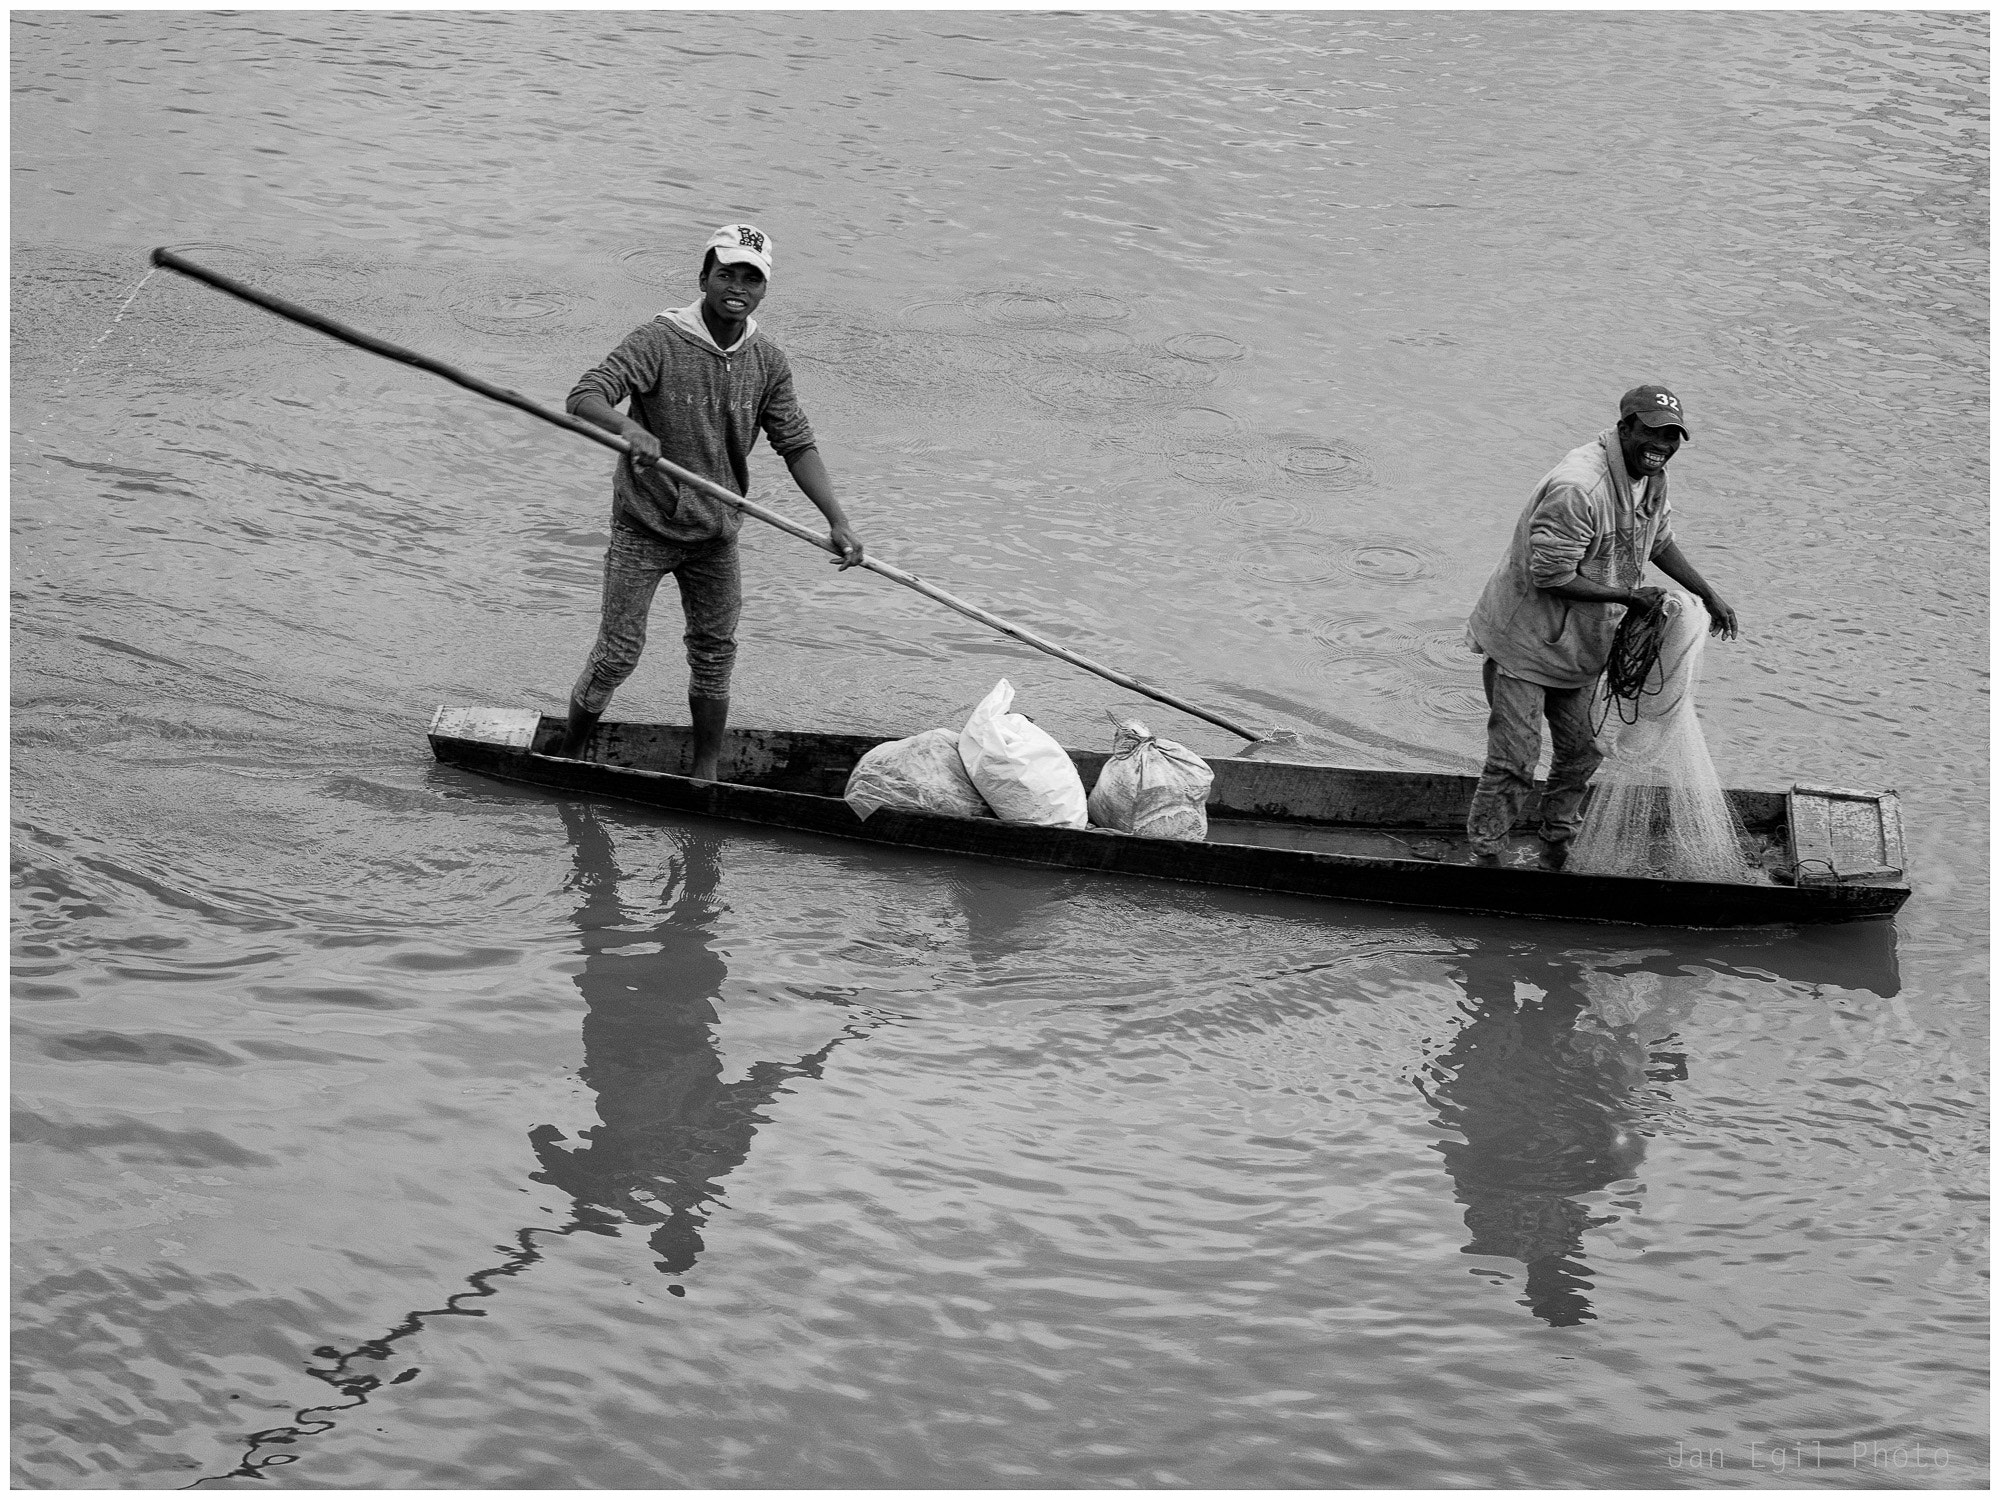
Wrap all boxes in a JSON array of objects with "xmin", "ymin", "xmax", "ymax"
[{"xmin": 1087, "ymin": 714, "xmax": 1214, "ymax": 842}]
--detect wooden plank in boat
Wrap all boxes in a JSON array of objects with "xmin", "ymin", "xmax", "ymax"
[
  {"xmin": 1787, "ymin": 785, "xmax": 1906, "ymax": 884},
  {"xmin": 429, "ymin": 703, "xmax": 540, "ymax": 750}
]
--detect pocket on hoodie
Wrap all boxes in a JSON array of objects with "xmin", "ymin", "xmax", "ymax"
[
  {"xmin": 1497, "ymin": 593, "xmax": 1571, "ymax": 651},
  {"xmin": 1543, "ymin": 599, "xmax": 1571, "ymax": 645}
]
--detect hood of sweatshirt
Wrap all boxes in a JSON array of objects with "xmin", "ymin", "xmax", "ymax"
[{"xmin": 660, "ymin": 298, "xmax": 757, "ymax": 355}]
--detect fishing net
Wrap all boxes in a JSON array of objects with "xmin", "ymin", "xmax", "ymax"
[{"xmin": 1566, "ymin": 590, "xmax": 1762, "ymax": 884}]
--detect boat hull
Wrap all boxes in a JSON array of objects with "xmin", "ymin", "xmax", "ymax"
[{"xmin": 428, "ymin": 707, "xmax": 1910, "ymax": 929}]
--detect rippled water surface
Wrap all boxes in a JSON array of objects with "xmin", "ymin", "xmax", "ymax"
[{"xmin": 11, "ymin": 11, "xmax": 1988, "ymax": 1490}]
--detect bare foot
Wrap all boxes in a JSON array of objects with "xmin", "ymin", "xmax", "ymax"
[{"xmin": 689, "ymin": 759, "xmax": 720, "ymax": 783}]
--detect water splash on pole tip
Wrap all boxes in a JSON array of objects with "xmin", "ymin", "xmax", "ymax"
[{"xmin": 38, "ymin": 265, "xmax": 159, "ymax": 431}]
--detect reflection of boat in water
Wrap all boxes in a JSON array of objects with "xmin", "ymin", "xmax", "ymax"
[
  {"xmin": 1422, "ymin": 954, "xmax": 1696, "ymax": 1328},
  {"xmin": 429, "ymin": 707, "xmax": 1911, "ymax": 929},
  {"xmin": 1695, "ymin": 918, "xmax": 1900, "ymax": 999},
  {"xmin": 196, "ymin": 802, "xmax": 874, "ymax": 1484},
  {"xmin": 1172, "ymin": 874, "xmax": 1902, "ymax": 1000}
]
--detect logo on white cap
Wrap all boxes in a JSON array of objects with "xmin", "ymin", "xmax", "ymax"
[{"xmin": 707, "ymin": 223, "xmax": 773, "ymax": 277}]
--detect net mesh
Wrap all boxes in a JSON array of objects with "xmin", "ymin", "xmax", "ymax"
[{"xmin": 1567, "ymin": 590, "xmax": 1763, "ymax": 885}]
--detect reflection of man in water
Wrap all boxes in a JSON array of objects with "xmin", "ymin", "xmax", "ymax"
[
  {"xmin": 1423, "ymin": 957, "xmax": 1681, "ymax": 1327},
  {"xmin": 529, "ymin": 803, "xmax": 848, "ymax": 1279},
  {"xmin": 207, "ymin": 805, "xmax": 862, "ymax": 1481}
]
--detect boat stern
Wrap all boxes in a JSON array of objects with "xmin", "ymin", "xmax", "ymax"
[{"xmin": 428, "ymin": 704, "xmax": 552, "ymax": 756}]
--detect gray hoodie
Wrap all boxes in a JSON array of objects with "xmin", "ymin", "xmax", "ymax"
[
  {"xmin": 1466, "ymin": 427, "xmax": 1676, "ymax": 689},
  {"xmin": 568, "ymin": 301, "xmax": 817, "ymax": 546}
]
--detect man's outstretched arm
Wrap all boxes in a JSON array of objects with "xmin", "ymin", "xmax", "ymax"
[
  {"xmin": 1651, "ymin": 539, "xmax": 1738, "ymax": 639},
  {"xmin": 784, "ymin": 447, "xmax": 864, "ymax": 569}
]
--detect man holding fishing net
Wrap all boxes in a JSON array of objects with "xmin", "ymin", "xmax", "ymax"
[
  {"xmin": 558, "ymin": 223, "xmax": 865, "ymax": 777},
  {"xmin": 1463, "ymin": 385, "xmax": 1737, "ymax": 871}
]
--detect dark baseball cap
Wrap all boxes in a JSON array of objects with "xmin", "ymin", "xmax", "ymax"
[{"xmin": 1620, "ymin": 384, "xmax": 1691, "ymax": 440}]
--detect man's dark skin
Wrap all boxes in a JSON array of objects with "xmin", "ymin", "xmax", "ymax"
[
  {"xmin": 566, "ymin": 255, "xmax": 863, "ymax": 781},
  {"xmin": 1541, "ymin": 414, "xmax": 1739, "ymax": 638}
]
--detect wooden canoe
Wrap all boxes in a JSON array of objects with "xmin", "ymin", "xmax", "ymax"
[{"xmin": 427, "ymin": 705, "xmax": 1911, "ymax": 929}]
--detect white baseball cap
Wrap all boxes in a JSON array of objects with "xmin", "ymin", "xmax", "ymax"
[{"xmin": 706, "ymin": 223, "xmax": 773, "ymax": 278}]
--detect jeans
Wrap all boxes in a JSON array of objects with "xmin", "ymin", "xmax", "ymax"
[
  {"xmin": 571, "ymin": 526, "xmax": 741, "ymax": 713},
  {"xmin": 1465, "ymin": 658, "xmax": 1603, "ymax": 856}
]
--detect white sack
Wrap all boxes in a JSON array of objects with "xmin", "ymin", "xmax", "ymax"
[
  {"xmin": 844, "ymin": 728, "xmax": 995, "ymax": 821},
  {"xmin": 1086, "ymin": 716, "xmax": 1213, "ymax": 841},
  {"xmin": 956, "ymin": 679, "xmax": 1088, "ymax": 829}
]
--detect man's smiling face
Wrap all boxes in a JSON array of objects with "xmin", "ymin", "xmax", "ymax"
[
  {"xmin": 701, "ymin": 259, "xmax": 767, "ymax": 326},
  {"xmin": 1618, "ymin": 413, "xmax": 1683, "ymax": 479}
]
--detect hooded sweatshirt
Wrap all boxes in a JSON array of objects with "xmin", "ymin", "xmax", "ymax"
[
  {"xmin": 1466, "ymin": 427, "xmax": 1677, "ymax": 689},
  {"xmin": 567, "ymin": 300, "xmax": 817, "ymax": 546}
]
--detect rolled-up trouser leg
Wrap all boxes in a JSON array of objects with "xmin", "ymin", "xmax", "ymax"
[
  {"xmin": 1535, "ymin": 678, "xmax": 1604, "ymax": 846},
  {"xmin": 673, "ymin": 538, "xmax": 742, "ymax": 703},
  {"xmin": 571, "ymin": 526, "xmax": 673, "ymax": 715},
  {"xmin": 1465, "ymin": 659, "xmax": 1550, "ymax": 857}
]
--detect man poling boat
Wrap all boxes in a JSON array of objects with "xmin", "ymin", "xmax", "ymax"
[
  {"xmin": 559, "ymin": 224, "xmax": 867, "ymax": 778},
  {"xmin": 147, "ymin": 241, "xmax": 1292, "ymax": 762}
]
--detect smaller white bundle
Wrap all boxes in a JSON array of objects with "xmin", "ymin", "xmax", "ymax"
[
  {"xmin": 844, "ymin": 729, "xmax": 995, "ymax": 821},
  {"xmin": 957, "ymin": 679, "xmax": 1089, "ymax": 829},
  {"xmin": 1087, "ymin": 716, "xmax": 1213, "ymax": 841}
]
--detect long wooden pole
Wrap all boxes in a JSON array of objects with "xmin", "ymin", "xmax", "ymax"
[{"xmin": 149, "ymin": 247, "xmax": 1277, "ymax": 743}]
